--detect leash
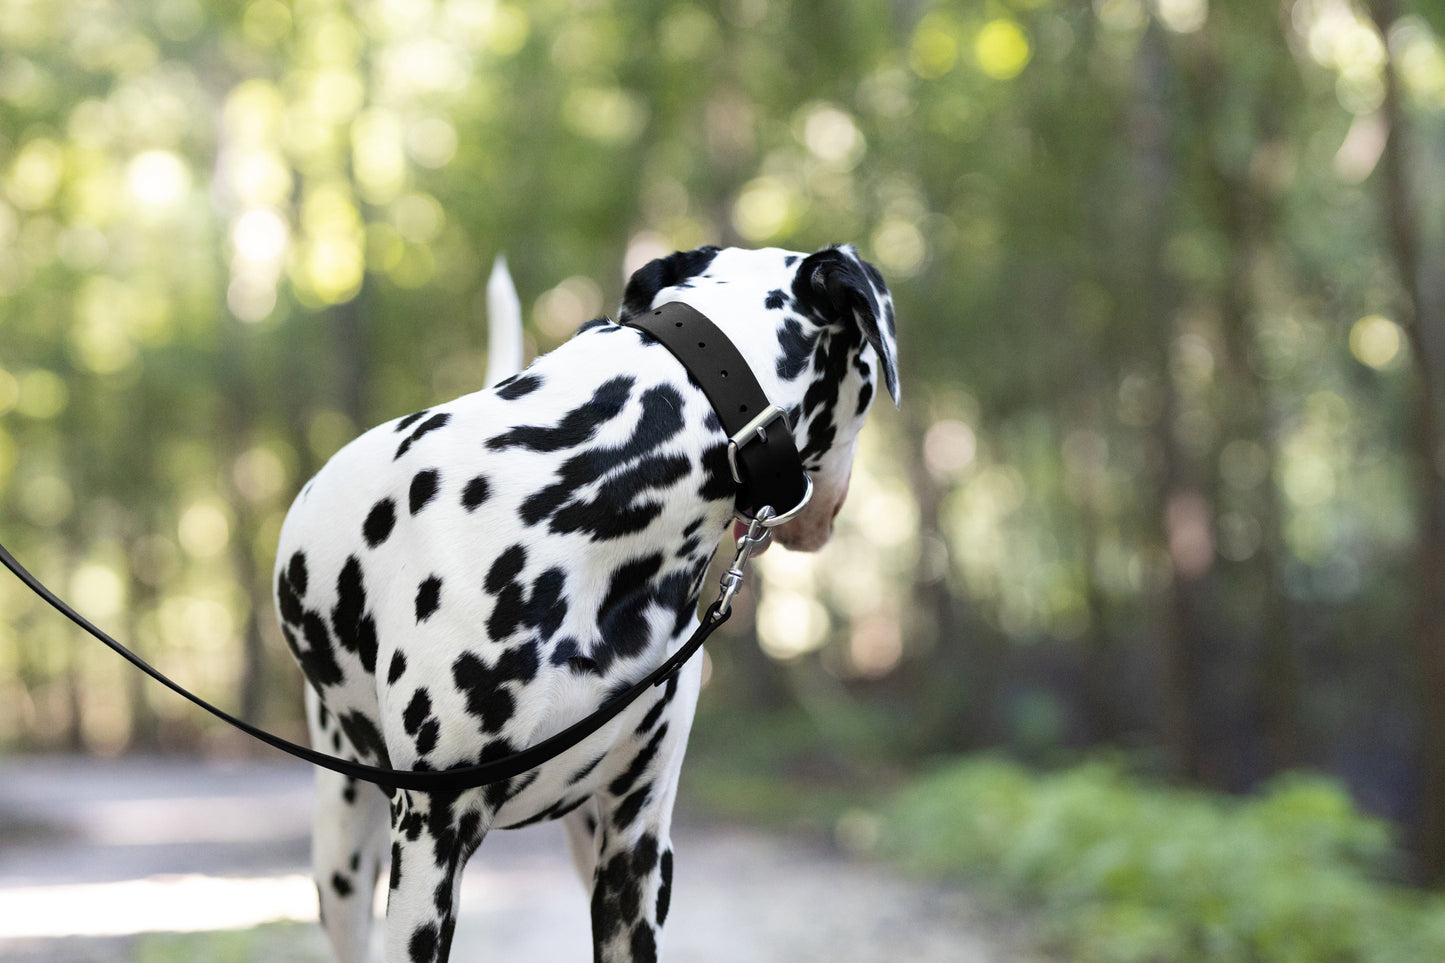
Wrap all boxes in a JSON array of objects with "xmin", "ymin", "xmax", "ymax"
[{"xmin": 0, "ymin": 301, "xmax": 811, "ymax": 793}]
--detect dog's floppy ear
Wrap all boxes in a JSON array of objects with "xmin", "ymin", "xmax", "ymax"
[
  {"xmin": 619, "ymin": 246, "xmax": 722, "ymax": 321},
  {"xmin": 793, "ymin": 245, "xmax": 900, "ymax": 405}
]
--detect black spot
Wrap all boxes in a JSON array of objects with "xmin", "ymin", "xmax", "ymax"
[
  {"xmin": 595, "ymin": 553, "xmax": 664, "ymax": 668},
  {"xmin": 855, "ymin": 380, "xmax": 874, "ymax": 416},
  {"xmin": 576, "ymin": 316, "xmax": 612, "ymax": 335},
  {"xmin": 499, "ymin": 794, "xmax": 591, "ymax": 829},
  {"xmin": 276, "ymin": 567, "xmax": 304, "ymax": 626},
  {"xmin": 570, "ymin": 754, "xmax": 606, "ymax": 784},
  {"xmin": 486, "ymin": 376, "xmax": 633, "ymax": 453},
  {"xmin": 390, "ymin": 841, "xmax": 402, "ymax": 889},
  {"xmin": 613, "ymin": 783, "xmax": 652, "ymax": 830},
  {"xmin": 363, "ymin": 498, "xmax": 396, "ymax": 547},
  {"xmin": 452, "ymin": 646, "xmax": 538, "ymax": 733},
  {"xmin": 698, "ymin": 441, "xmax": 734, "ymax": 502},
  {"xmin": 395, "ymin": 410, "xmax": 429, "ymax": 433},
  {"xmin": 591, "ymin": 850, "xmax": 639, "ymax": 941},
  {"xmin": 797, "ymin": 324, "xmax": 863, "ymax": 466},
  {"xmin": 461, "ymin": 474, "xmax": 490, "ymax": 511},
  {"xmin": 609, "ymin": 724, "xmax": 669, "ymax": 797},
  {"xmin": 292, "ymin": 611, "xmax": 344, "ymax": 688},
  {"xmin": 403, "ymin": 688, "xmax": 432, "ymax": 734},
  {"xmin": 350, "ymin": 851, "xmax": 360, "ymax": 872},
  {"xmin": 414, "ymin": 720, "xmax": 439, "ymax": 755},
  {"xmin": 332, "ymin": 556, "xmax": 379, "ymax": 673},
  {"xmin": 330, "ymin": 872, "xmax": 353, "ymax": 898},
  {"xmin": 526, "ymin": 568, "xmax": 567, "ymax": 640},
  {"xmin": 338, "ymin": 710, "xmax": 391, "ymax": 768},
  {"xmin": 395, "ymin": 411, "xmax": 451, "ymax": 460},
  {"xmin": 784, "ymin": 254, "xmax": 799, "ymax": 266},
  {"xmin": 388, "ymin": 651, "xmax": 407, "ymax": 684},
  {"xmin": 765, "ymin": 288, "xmax": 787, "ymax": 310},
  {"xmin": 409, "ymin": 469, "xmax": 440, "ymax": 515},
  {"xmin": 635, "ymin": 682, "xmax": 676, "ymax": 734},
  {"xmin": 287, "ymin": 551, "xmax": 309, "ymax": 597},
  {"xmin": 657, "ymin": 850, "xmax": 673, "ymax": 925},
  {"xmin": 631, "ymin": 922, "xmax": 659, "ymax": 963},
  {"xmin": 775, "ymin": 317, "xmax": 818, "ymax": 380},
  {"xmin": 619, "ymin": 247, "xmax": 721, "ymax": 320},
  {"xmin": 496, "ymin": 373, "xmax": 542, "ymax": 400},
  {"xmin": 408, "ymin": 922, "xmax": 438, "ymax": 963},
  {"xmin": 544, "ymin": 455, "xmax": 688, "ymax": 540},
  {"xmin": 485, "ymin": 545, "xmax": 527, "ymax": 594},
  {"xmin": 632, "ymin": 833, "xmax": 660, "ymax": 874},
  {"xmin": 432, "ymin": 864, "xmax": 456, "ymax": 914},
  {"xmin": 415, "ymin": 575, "xmax": 442, "ymax": 622}
]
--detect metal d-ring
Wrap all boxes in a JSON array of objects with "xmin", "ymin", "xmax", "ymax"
[{"xmin": 735, "ymin": 473, "xmax": 814, "ymax": 529}]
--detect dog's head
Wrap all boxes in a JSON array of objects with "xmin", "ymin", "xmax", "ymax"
[{"xmin": 620, "ymin": 244, "xmax": 899, "ymax": 552}]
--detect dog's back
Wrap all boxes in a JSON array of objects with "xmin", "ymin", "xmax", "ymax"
[{"xmin": 274, "ymin": 322, "xmax": 725, "ymax": 805}]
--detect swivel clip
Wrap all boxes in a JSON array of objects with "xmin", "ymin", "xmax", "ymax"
[{"xmin": 714, "ymin": 506, "xmax": 775, "ymax": 620}]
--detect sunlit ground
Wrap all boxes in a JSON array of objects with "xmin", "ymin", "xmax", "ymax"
[{"xmin": 0, "ymin": 873, "xmax": 322, "ymax": 939}]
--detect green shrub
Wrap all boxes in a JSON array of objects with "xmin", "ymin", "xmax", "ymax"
[{"xmin": 886, "ymin": 757, "xmax": 1445, "ymax": 962}]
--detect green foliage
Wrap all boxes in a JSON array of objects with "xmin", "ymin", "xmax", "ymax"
[
  {"xmin": 887, "ymin": 758, "xmax": 1445, "ymax": 962},
  {"xmin": 682, "ymin": 704, "xmax": 884, "ymax": 828},
  {"xmin": 134, "ymin": 922, "xmax": 325, "ymax": 962}
]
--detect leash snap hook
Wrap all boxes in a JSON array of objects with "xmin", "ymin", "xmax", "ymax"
[{"xmin": 714, "ymin": 507, "xmax": 774, "ymax": 620}]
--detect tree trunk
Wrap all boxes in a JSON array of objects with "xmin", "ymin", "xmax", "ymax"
[
  {"xmin": 1132, "ymin": 21, "xmax": 1210, "ymax": 782},
  {"xmin": 1371, "ymin": 0, "xmax": 1445, "ymax": 883},
  {"xmin": 902, "ymin": 407, "xmax": 991, "ymax": 749}
]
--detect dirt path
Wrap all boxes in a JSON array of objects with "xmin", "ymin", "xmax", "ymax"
[{"xmin": 0, "ymin": 756, "xmax": 1036, "ymax": 962}]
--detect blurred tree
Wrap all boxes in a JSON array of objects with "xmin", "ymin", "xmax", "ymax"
[{"xmin": 1, "ymin": 0, "xmax": 1445, "ymax": 884}]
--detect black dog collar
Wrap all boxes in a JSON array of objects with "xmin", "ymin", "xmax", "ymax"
[{"xmin": 625, "ymin": 302, "xmax": 812, "ymax": 521}]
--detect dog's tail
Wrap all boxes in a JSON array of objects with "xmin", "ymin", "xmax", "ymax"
[{"xmin": 485, "ymin": 253, "xmax": 524, "ymax": 387}]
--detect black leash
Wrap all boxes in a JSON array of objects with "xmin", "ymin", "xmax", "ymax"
[
  {"xmin": 0, "ymin": 301, "xmax": 809, "ymax": 793},
  {"xmin": 0, "ymin": 538, "xmax": 730, "ymax": 792}
]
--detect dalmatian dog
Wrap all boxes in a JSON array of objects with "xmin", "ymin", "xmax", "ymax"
[{"xmin": 272, "ymin": 243, "xmax": 899, "ymax": 963}]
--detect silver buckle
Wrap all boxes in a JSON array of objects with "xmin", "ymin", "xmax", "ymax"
[
  {"xmin": 726, "ymin": 404, "xmax": 790, "ymax": 485},
  {"xmin": 725, "ymin": 404, "xmax": 813, "ymax": 526}
]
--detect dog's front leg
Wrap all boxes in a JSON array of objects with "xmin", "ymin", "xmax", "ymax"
[
  {"xmin": 384, "ymin": 790, "xmax": 483, "ymax": 963},
  {"xmin": 589, "ymin": 800, "xmax": 679, "ymax": 963},
  {"xmin": 587, "ymin": 710, "xmax": 691, "ymax": 962}
]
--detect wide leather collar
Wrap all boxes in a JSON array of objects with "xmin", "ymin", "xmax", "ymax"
[{"xmin": 623, "ymin": 302, "xmax": 811, "ymax": 521}]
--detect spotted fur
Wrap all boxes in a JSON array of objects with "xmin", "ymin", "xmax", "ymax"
[{"xmin": 274, "ymin": 244, "xmax": 897, "ymax": 963}]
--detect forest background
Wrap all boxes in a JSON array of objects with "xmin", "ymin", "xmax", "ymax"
[{"xmin": 3, "ymin": 0, "xmax": 1445, "ymax": 956}]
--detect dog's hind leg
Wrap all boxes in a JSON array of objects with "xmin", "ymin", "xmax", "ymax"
[
  {"xmin": 383, "ymin": 790, "xmax": 485, "ymax": 963},
  {"xmin": 308, "ymin": 689, "xmax": 390, "ymax": 963}
]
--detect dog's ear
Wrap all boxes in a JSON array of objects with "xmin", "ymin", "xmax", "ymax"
[
  {"xmin": 793, "ymin": 245, "xmax": 900, "ymax": 405},
  {"xmin": 619, "ymin": 246, "xmax": 722, "ymax": 321}
]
